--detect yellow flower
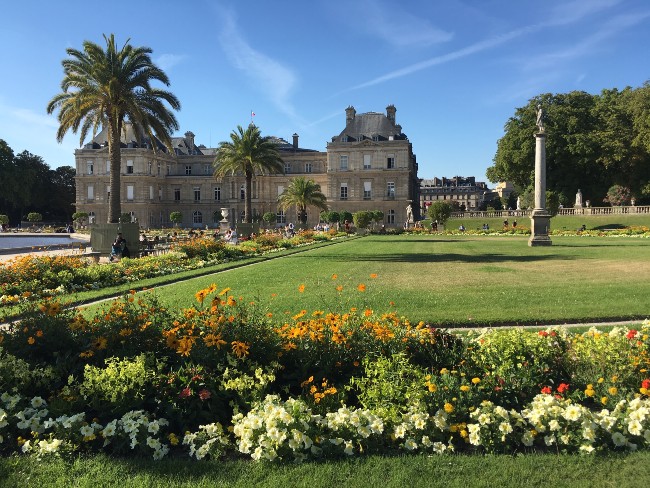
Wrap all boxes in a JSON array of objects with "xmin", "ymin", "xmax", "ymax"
[
  {"xmin": 218, "ymin": 287, "xmax": 231, "ymax": 296},
  {"xmin": 440, "ymin": 368, "xmax": 449, "ymax": 375},
  {"xmin": 204, "ymin": 333, "xmax": 226, "ymax": 348},
  {"xmin": 231, "ymin": 341, "xmax": 250, "ymax": 358},
  {"xmin": 460, "ymin": 385, "xmax": 470, "ymax": 392},
  {"xmin": 444, "ymin": 402, "xmax": 454, "ymax": 413},
  {"xmin": 168, "ymin": 433, "xmax": 179, "ymax": 446},
  {"xmin": 364, "ymin": 309, "xmax": 373, "ymax": 317},
  {"xmin": 27, "ymin": 336, "xmax": 35, "ymax": 345},
  {"xmin": 426, "ymin": 382, "xmax": 437, "ymax": 393},
  {"xmin": 597, "ymin": 377, "xmax": 604, "ymax": 384},
  {"xmin": 298, "ymin": 284, "xmax": 305, "ymax": 293},
  {"xmin": 93, "ymin": 337, "xmax": 108, "ymax": 350},
  {"xmin": 585, "ymin": 385, "xmax": 595, "ymax": 397},
  {"xmin": 601, "ymin": 396, "xmax": 608, "ymax": 405},
  {"xmin": 471, "ymin": 377, "xmax": 481, "ymax": 385},
  {"xmin": 608, "ymin": 387, "xmax": 618, "ymax": 395}
]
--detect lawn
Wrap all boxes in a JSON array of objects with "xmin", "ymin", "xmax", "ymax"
[{"xmin": 82, "ymin": 234, "xmax": 650, "ymax": 327}]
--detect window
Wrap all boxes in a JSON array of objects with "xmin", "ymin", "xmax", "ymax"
[
  {"xmin": 148, "ymin": 162, "xmax": 152, "ymax": 174},
  {"xmin": 149, "ymin": 186, "xmax": 154, "ymax": 200},
  {"xmin": 340, "ymin": 155, "xmax": 348, "ymax": 170},
  {"xmin": 240, "ymin": 185, "xmax": 245, "ymax": 200},
  {"xmin": 204, "ymin": 164, "xmax": 211, "ymax": 175},
  {"xmin": 185, "ymin": 165, "xmax": 192, "ymax": 175},
  {"xmin": 363, "ymin": 181, "xmax": 372, "ymax": 200},
  {"xmin": 167, "ymin": 165, "xmax": 170, "ymax": 175},
  {"xmin": 87, "ymin": 160, "xmax": 94, "ymax": 175},
  {"xmin": 157, "ymin": 163, "xmax": 161, "ymax": 175},
  {"xmin": 106, "ymin": 160, "xmax": 110, "ymax": 174},
  {"xmin": 126, "ymin": 160, "xmax": 134, "ymax": 174},
  {"xmin": 88, "ymin": 211, "xmax": 96, "ymax": 224},
  {"xmin": 340, "ymin": 183, "xmax": 348, "ymax": 200},
  {"xmin": 387, "ymin": 182, "xmax": 395, "ymax": 199},
  {"xmin": 193, "ymin": 211, "xmax": 203, "ymax": 224},
  {"xmin": 387, "ymin": 209, "xmax": 395, "ymax": 224},
  {"xmin": 194, "ymin": 187, "xmax": 201, "ymax": 201},
  {"xmin": 363, "ymin": 154, "xmax": 371, "ymax": 169},
  {"xmin": 372, "ymin": 135, "xmax": 380, "ymax": 142},
  {"xmin": 305, "ymin": 162, "xmax": 312, "ymax": 173},
  {"xmin": 341, "ymin": 135, "xmax": 348, "ymax": 142},
  {"xmin": 106, "ymin": 185, "xmax": 110, "ymax": 200},
  {"xmin": 158, "ymin": 187, "xmax": 163, "ymax": 201},
  {"xmin": 387, "ymin": 155, "xmax": 395, "ymax": 169},
  {"xmin": 87, "ymin": 184, "xmax": 94, "ymax": 201},
  {"xmin": 214, "ymin": 186, "xmax": 221, "ymax": 201},
  {"xmin": 174, "ymin": 188, "xmax": 181, "ymax": 201},
  {"xmin": 284, "ymin": 162, "xmax": 291, "ymax": 173},
  {"xmin": 277, "ymin": 185, "xmax": 284, "ymax": 197},
  {"xmin": 277, "ymin": 209, "xmax": 286, "ymax": 224},
  {"xmin": 126, "ymin": 185, "xmax": 134, "ymax": 201}
]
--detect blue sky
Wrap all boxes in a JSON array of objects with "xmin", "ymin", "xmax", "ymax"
[{"xmin": 1, "ymin": 0, "xmax": 649, "ymax": 183}]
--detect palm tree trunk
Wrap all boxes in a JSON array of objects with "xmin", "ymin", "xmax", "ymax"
[{"xmin": 108, "ymin": 120, "xmax": 122, "ymax": 223}]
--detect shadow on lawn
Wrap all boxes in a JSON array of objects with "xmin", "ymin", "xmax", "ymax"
[{"xmin": 302, "ymin": 252, "xmax": 571, "ymax": 264}]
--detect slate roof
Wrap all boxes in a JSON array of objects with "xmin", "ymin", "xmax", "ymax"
[
  {"xmin": 86, "ymin": 123, "xmax": 168, "ymax": 152},
  {"xmin": 334, "ymin": 111, "xmax": 407, "ymax": 142}
]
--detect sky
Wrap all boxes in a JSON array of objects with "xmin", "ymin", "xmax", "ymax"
[{"xmin": 1, "ymin": 0, "xmax": 649, "ymax": 184}]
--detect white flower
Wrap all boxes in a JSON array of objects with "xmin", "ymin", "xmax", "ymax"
[
  {"xmin": 30, "ymin": 397, "xmax": 46, "ymax": 409},
  {"xmin": 80, "ymin": 425, "xmax": 95, "ymax": 437},
  {"xmin": 611, "ymin": 431, "xmax": 627, "ymax": 447},
  {"xmin": 404, "ymin": 438, "xmax": 418, "ymax": 451},
  {"xmin": 329, "ymin": 437, "xmax": 344, "ymax": 445},
  {"xmin": 147, "ymin": 420, "xmax": 161, "ymax": 434},
  {"xmin": 343, "ymin": 440, "xmax": 354, "ymax": 455},
  {"xmin": 498, "ymin": 421, "xmax": 513, "ymax": 435},
  {"xmin": 563, "ymin": 405, "xmax": 582, "ymax": 422},
  {"xmin": 394, "ymin": 423, "xmax": 407, "ymax": 439},
  {"xmin": 627, "ymin": 420, "xmax": 643, "ymax": 436},
  {"xmin": 102, "ymin": 422, "xmax": 117, "ymax": 438},
  {"xmin": 357, "ymin": 425, "xmax": 371, "ymax": 438},
  {"xmin": 549, "ymin": 420, "xmax": 560, "ymax": 431},
  {"xmin": 579, "ymin": 444, "xmax": 595, "ymax": 453}
]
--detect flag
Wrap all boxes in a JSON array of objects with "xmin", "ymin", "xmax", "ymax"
[{"xmin": 251, "ymin": 111, "xmax": 256, "ymax": 117}]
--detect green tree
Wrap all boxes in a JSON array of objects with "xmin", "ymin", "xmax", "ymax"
[
  {"xmin": 371, "ymin": 210, "xmax": 384, "ymax": 229},
  {"xmin": 338, "ymin": 211, "xmax": 353, "ymax": 225},
  {"xmin": 427, "ymin": 201, "xmax": 452, "ymax": 226},
  {"xmin": 47, "ymin": 34, "xmax": 180, "ymax": 223},
  {"xmin": 169, "ymin": 211, "xmax": 183, "ymax": 227},
  {"xmin": 262, "ymin": 212, "xmax": 276, "ymax": 227},
  {"xmin": 27, "ymin": 212, "xmax": 43, "ymax": 223},
  {"xmin": 0, "ymin": 215, "xmax": 9, "ymax": 225},
  {"xmin": 277, "ymin": 177, "xmax": 328, "ymax": 225},
  {"xmin": 352, "ymin": 211, "xmax": 372, "ymax": 229},
  {"xmin": 320, "ymin": 211, "xmax": 340, "ymax": 225},
  {"xmin": 214, "ymin": 125, "xmax": 284, "ymax": 223}
]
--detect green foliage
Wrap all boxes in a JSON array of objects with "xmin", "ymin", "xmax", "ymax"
[
  {"xmin": 80, "ymin": 354, "xmax": 161, "ymax": 417},
  {"xmin": 0, "ymin": 214, "xmax": 8, "ymax": 225},
  {"xmin": 118, "ymin": 213, "xmax": 132, "ymax": 223},
  {"xmin": 427, "ymin": 201, "xmax": 452, "ymax": 225},
  {"xmin": 72, "ymin": 212, "xmax": 88, "ymax": 221},
  {"xmin": 0, "ymin": 347, "xmax": 59, "ymax": 396},
  {"xmin": 338, "ymin": 211, "xmax": 353, "ymax": 224},
  {"xmin": 169, "ymin": 211, "xmax": 183, "ymax": 225},
  {"xmin": 604, "ymin": 184, "xmax": 631, "ymax": 206},
  {"xmin": 175, "ymin": 237, "xmax": 227, "ymax": 259},
  {"xmin": 352, "ymin": 211, "xmax": 373, "ymax": 229},
  {"xmin": 27, "ymin": 212, "xmax": 42, "ymax": 222},
  {"xmin": 278, "ymin": 177, "xmax": 328, "ymax": 224},
  {"xmin": 262, "ymin": 211, "xmax": 276, "ymax": 225},
  {"xmin": 371, "ymin": 210, "xmax": 384, "ymax": 223},
  {"xmin": 320, "ymin": 210, "xmax": 339, "ymax": 223}
]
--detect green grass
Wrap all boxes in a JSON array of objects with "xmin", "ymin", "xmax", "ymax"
[
  {"xmin": 2, "ymin": 452, "xmax": 649, "ymax": 488},
  {"xmin": 447, "ymin": 213, "xmax": 650, "ymax": 232},
  {"xmin": 82, "ymin": 234, "xmax": 650, "ymax": 327}
]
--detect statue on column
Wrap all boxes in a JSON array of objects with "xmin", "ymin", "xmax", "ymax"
[
  {"xmin": 536, "ymin": 104, "xmax": 545, "ymax": 132},
  {"xmin": 405, "ymin": 203, "xmax": 414, "ymax": 224}
]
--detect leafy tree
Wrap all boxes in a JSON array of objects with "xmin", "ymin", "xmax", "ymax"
[
  {"xmin": 214, "ymin": 125, "xmax": 283, "ymax": 223},
  {"xmin": 604, "ymin": 185, "xmax": 631, "ymax": 206},
  {"xmin": 371, "ymin": 210, "xmax": 384, "ymax": 229},
  {"xmin": 47, "ymin": 34, "xmax": 180, "ymax": 223},
  {"xmin": 427, "ymin": 201, "xmax": 452, "ymax": 226},
  {"xmin": 27, "ymin": 212, "xmax": 43, "ymax": 222},
  {"xmin": 0, "ymin": 215, "xmax": 9, "ymax": 225},
  {"xmin": 262, "ymin": 212, "xmax": 276, "ymax": 227},
  {"xmin": 320, "ymin": 211, "xmax": 339, "ymax": 224},
  {"xmin": 352, "ymin": 211, "xmax": 373, "ymax": 229},
  {"xmin": 119, "ymin": 213, "xmax": 133, "ymax": 223},
  {"xmin": 49, "ymin": 166, "xmax": 76, "ymax": 221},
  {"xmin": 169, "ymin": 211, "xmax": 182, "ymax": 226},
  {"xmin": 278, "ymin": 177, "xmax": 328, "ymax": 225},
  {"xmin": 338, "ymin": 211, "xmax": 353, "ymax": 224}
]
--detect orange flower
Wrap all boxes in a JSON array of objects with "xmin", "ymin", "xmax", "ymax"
[
  {"xmin": 298, "ymin": 284, "xmax": 305, "ymax": 293},
  {"xmin": 370, "ymin": 273, "xmax": 378, "ymax": 279},
  {"xmin": 331, "ymin": 274, "xmax": 338, "ymax": 280},
  {"xmin": 336, "ymin": 285, "xmax": 344, "ymax": 292},
  {"xmin": 218, "ymin": 287, "xmax": 231, "ymax": 296},
  {"xmin": 204, "ymin": 333, "xmax": 227, "ymax": 348},
  {"xmin": 357, "ymin": 284, "xmax": 366, "ymax": 292},
  {"xmin": 231, "ymin": 341, "xmax": 250, "ymax": 358},
  {"xmin": 27, "ymin": 336, "xmax": 35, "ymax": 345}
]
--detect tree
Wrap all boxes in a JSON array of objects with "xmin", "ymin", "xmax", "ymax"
[
  {"xmin": 47, "ymin": 34, "xmax": 180, "ymax": 223},
  {"xmin": 352, "ymin": 211, "xmax": 372, "ymax": 229},
  {"xmin": 427, "ymin": 201, "xmax": 452, "ymax": 226},
  {"xmin": 27, "ymin": 212, "xmax": 43, "ymax": 223},
  {"xmin": 169, "ymin": 211, "xmax": 183, "ymax": 227},
  {"xmin": 214, "ymin": 125, "xmax": 283, "ymax": 223},
  {"xmin": 262, "ymin": 212, "xmax": 276, "ymax": 227},
  {"xmin": 604, "ymin": 185, "xmax": 631, "ymax": 206},
  {"xmin": 0, "ymin": 215, "xmax": 9, "ymax": 225},
  {"xmin": 338, "ymin": 211, "xmax": 353, "ymax": 224},
  {"xmin": 278, "ymin": 177, "xmax": 328, "ymax": 225},
  {"xmin": 320, "ymin": 211, "xmax": 339, "ymax": 225},
  {"xmin": 371, "ymin": 210, "xmax": 384, "ymax": 229}
]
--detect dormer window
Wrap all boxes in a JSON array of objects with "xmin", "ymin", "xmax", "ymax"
[
  {"xmin": 372, "ymin": 135, "xmax": 380, "ymax": 142},
  {"xmin": 341, "ymin": 135, "xmax": 348, "ymax": 142}
]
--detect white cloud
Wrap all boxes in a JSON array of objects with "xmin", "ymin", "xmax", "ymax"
[
  {"xmin": 548, "ymin": 0, "xmax": 623, "ymax": 26},
  {"xmin": 360, "ymin": 0, "xmax": 453, "ymax": 47},
  {"xmin": 155, "ymin": 53, "xmax": 187, "ymax": 71},
  {"xmin": 216, "ymin": 9, "xmax": 299, "ymax": 120}
]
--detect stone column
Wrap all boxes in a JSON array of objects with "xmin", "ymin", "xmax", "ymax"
[{"xmin": 529, "ymin": 131, "xmax": 552, "ymax": 246}]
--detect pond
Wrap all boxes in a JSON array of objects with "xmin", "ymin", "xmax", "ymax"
[{"xmin": 0, "ymin": 234, "xmax": 89, "ymax": 251}]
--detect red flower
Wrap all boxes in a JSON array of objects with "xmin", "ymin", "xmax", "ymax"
[
  {"xmin": 538, "ymin": 331, "xmax": 549, "ymax": 337},
  {"xmin": 179, "ymin": 387, "xmax": 192, "ymax": 398},
  {"xmin": 557, "ymin": 383, "xmax": 570, "ymax": 394},
  {"xmin": 541, "ymin": 386, "xmax": 552, "ymax": 394},
  {"xmin": 642, "ymin": 379, "xmax": 650, "ymax": 389},
  {"xmin": 626, "ymin": 329, "xmax": 638, "ymax": 340},
  {"xmin": 198, "ymin": 389, "xmax": 211, "ymax": 401}
]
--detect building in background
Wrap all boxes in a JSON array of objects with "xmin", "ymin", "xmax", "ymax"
[
  {"xmin": 73, "ymin": 105, "xmax": 419, "ymax": 229},
  {"xmin": 419, "ymin": 176, "xmax": 489, "ymax": 214}
]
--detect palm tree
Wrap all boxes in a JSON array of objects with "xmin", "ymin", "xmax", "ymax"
[
  {"xmin": 278, "ymin": 176, "xmax": 328, "ymax": 225},
  {"xmin": 214, "ymin": 125, "xmax": 284, "ymax": 223},
  {"xmin": 47, "ymin": 34, "xmax": 181, "ymax": 223}
]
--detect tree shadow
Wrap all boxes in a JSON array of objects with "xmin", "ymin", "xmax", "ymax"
[{"xmin": 301, "ymin": 252, "xmax": 570, "ymax": 264}]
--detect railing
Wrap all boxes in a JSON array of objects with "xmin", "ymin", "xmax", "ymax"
[{"xmin": 450, "ymin": 206, "xmax": 650, "ymax": 219}]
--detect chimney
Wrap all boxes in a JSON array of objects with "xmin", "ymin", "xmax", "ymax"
[
  {"xmin": 345, "ymin": 105, "xmax": 356, "ymax": 125},
  {"xmin": 184, "ymin": 131, "xmax": 195, "ymax": 151},
  {"xmin": 386, "ymin": 104, "xmax": 396, "ymax": 123},
  {"xmin": 292, "ymin": 133, "xmax": 299, "ymax": 149}
]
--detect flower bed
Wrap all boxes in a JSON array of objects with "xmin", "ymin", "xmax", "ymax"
[
  {"xmin": 0, "ymin": 232, "xmax": 343, "ymax": 307},
  {"xmin": 0, "ymin": 282, "xmax": 648, "ymax": 461}
]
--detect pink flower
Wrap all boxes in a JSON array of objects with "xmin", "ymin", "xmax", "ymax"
[
  {"xmin": 179, "ymin": 387, "xmax": 192, "ymax": 399},
  {"xmin": 198, "ymin": 389, "xmax": 211, "ymax": 401}
]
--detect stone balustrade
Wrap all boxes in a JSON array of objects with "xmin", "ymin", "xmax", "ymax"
[{"xmin": 450, "ymin": 206, "xmax": 650, "ymax": 219}]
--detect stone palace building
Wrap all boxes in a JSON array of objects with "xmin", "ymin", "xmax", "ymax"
[{"xmin": 74, "ymin": 105, "xmax": 420, "ymax": 229}]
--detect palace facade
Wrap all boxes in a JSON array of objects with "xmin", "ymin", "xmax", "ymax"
[
  {"xmin": 419, "ymin": 176, "xmax": 489, "ymax": 214},
  {"xmin": 74, "ymin": 105, "xmax": 419, "ymax": 229}
]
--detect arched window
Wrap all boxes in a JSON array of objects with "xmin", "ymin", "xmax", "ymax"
[{"xmin": 193, "ymin": 211, "xmax": 203, "ymax": 224}]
